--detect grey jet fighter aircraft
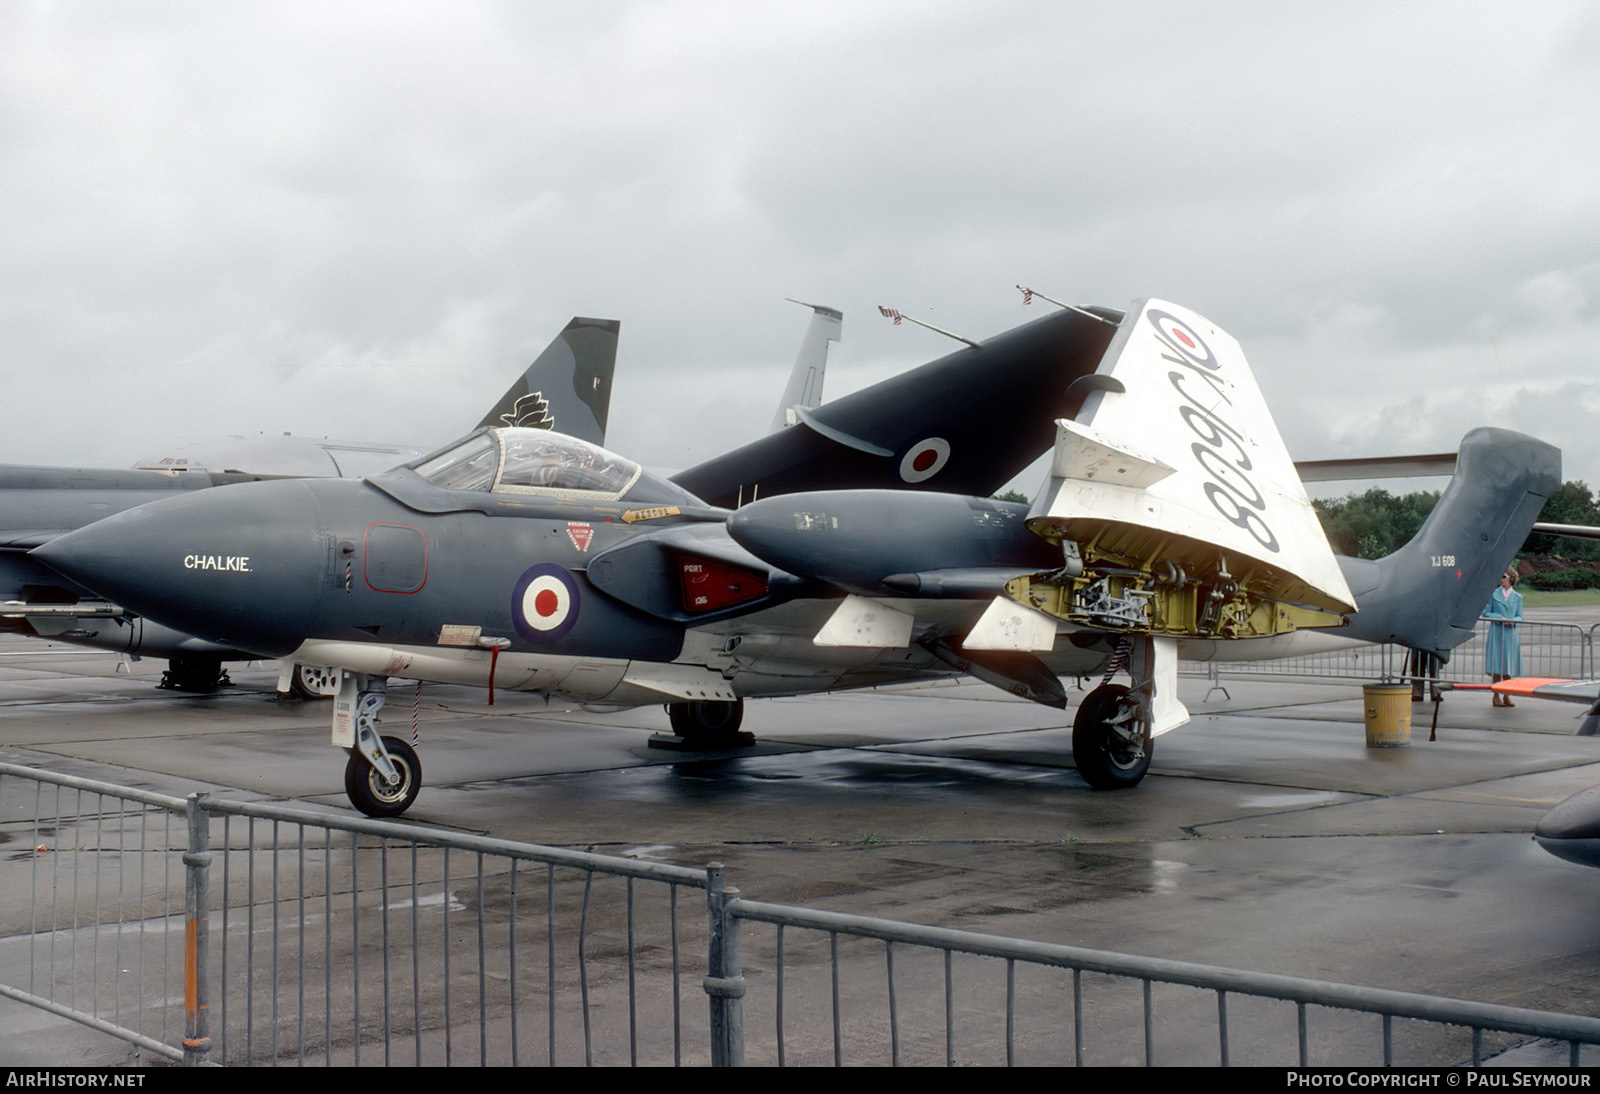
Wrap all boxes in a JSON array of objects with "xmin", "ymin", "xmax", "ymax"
[
  {"xmin": 32, "ymin": 299, "xmax": 1558, "ymax": 817},
  {"xmin": 1, "ymin": 317, "xmax": 620, "ymax": 692}
]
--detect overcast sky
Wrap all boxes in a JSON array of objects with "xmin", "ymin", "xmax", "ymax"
[{"xmin": 4, "ymin": 1, "xmax": 1598, "ymax": 499}]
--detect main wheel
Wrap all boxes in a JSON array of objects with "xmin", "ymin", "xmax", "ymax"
[
  {"xmin": 344, "ymin": 736, "xmax": 422, "ymax": 817},
  {"xmin": 165, "ymin": 654, "xmax": 224, "ymax": 692},
  {"xmin": 666, "ymin": 699, "xmax": 744, "ymax": 743},
  {"xmin": 1072, "ymin": 683, "xmax": 1151, "ymax": 789},
  {"xmin": 288, "ymin": 663, "xmax": 341, "ymax": 700}
]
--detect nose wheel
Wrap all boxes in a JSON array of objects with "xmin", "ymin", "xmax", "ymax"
[{"xmin": 344, "ymin": 735, "xmax": 421, "ymax": 817}]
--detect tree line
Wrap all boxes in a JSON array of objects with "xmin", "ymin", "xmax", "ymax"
[{"xmin": 1313, "ymin": 480, "xmax": 1600, "ymax": 565}]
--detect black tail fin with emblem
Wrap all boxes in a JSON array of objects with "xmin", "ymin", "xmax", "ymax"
[{"xmin": 475, "ymin": 317, "xmax": 619, "ymax": 445}]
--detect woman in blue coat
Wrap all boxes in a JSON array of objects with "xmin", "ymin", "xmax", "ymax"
[{"xmin": 1483, "ymin": 568, "xmax": 1523, "ymax": 706}]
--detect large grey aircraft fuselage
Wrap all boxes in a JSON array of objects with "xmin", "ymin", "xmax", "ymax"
[
  {"xmin": 32, "ymin": 432, "xmax": 1116, "ymax": 707},
  {"xmin": 43, "ymin": 478, "xmax": 684, "ymax": 671},
  {"xmin": 31, "ymin": 422, "xmax": 1563, "ymax": 712}
]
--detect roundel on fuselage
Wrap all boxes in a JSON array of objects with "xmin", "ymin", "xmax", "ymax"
[{"xmin": 512, "ymin": 563, "xmax": 581, "ymax": 643}]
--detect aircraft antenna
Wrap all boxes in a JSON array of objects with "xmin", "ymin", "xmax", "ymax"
[
  {"xmin": 1017, "ymin": 285, "xmax": 1120, "ymax": 327},
  {"xmin": 876, "ymin": 306, "xmax": 978, "ymax": 347}
]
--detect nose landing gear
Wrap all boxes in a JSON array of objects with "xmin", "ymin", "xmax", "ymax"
[{"xmin": 336, "ymin": 675, "xmax": 422, "ymax": 817}]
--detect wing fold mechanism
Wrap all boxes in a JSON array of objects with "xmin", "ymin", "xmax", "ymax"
[{"xmin": 1008, "ymin": 299, "xmax": 1354, "ymax": 643}]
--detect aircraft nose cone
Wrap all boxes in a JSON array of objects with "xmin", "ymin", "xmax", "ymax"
[
  {"xmin": 31, "ymin": 479, "xmax": 330, "ymax": 658},
  {"xmin": 1535, "ymin": 785, "xmax": 1600, "ymax": 869}
]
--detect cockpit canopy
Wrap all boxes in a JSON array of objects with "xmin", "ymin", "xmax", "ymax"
[{"xmin": 412, "ymin": 428, "xmax": 644, "ymax": 500}]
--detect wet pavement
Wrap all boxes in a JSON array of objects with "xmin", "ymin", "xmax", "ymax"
[{"xmin": 1, "ymin": 632, "xmax": 1599, "ymax": 1066}]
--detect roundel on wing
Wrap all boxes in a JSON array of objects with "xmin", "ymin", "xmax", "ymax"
[
  {"xmin": 899, "ymin": 437, "xmax": 951, "ymax": 483},
  {"xmin": 512, "ymin": 563, "xmax": 580, "ymax": 643}
]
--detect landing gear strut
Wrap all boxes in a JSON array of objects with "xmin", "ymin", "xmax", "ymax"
[
  {"xmin": 336, "ymin": 675, "xmax": 422, "ymax": 817},
  {"xmin": 1072, "ymin": 682, "xmax": 1151, "ymax": 789}
]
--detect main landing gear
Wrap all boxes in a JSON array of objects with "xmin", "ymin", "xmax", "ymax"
[
  {"xmin": 667, "ymin": 699, "xmax": 745, "ymax": 742},
  {"xmin": 1071, "ymin": 682, "xmax": 1151, "ymax": 789},
  {"xmin": 1070, "ymin": 636, "xmax": 1186, "ymax": 790},
  {"xmin": 652, "ymin": 699, "xmax": 751, "ymax": 751},
  {"xmin": 161, "ymin": 654, "xmax": 229, "ymax": 692},
  {"xmin": 337, "ymin": 675, "xmax": 422, "ymax": 817}
]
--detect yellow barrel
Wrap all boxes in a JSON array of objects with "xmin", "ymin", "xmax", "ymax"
[{"xmin": 1362, "ymin": 683, "xmax": 1412, "ymax": 747}]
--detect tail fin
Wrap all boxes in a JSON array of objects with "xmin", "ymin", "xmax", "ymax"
[
  {"xmin": 768, "ymin": 302, "xmax": 842, "ymax": 433},
  {"xmin": 475, "ymin": 317, "xmax": 619, "ymax": 445},
  {"xmin": 1340, "ymin": 427, "xmax": 1560, "ymax": 658}
]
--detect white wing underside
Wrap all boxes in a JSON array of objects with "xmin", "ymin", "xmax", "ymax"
[{"xmin": 1030, "ymin": 299, "xmax": 1355, "ymax": 614}]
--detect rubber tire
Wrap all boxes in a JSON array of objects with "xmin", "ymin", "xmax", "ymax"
[
  {"xmin": 167, "ymin": 654, "xmax": 223, "ymax": 692},
  {"xmin": 288, "ymin": 663, "xmax": 341, "ymax": 701},
  {"xmin": 666, "ymin": 699, "xmax": 744, "ymax": 743},
  {"xmin": 1072, "ymin": 683, "xmax": 1151, "ymax": 790},
  {"xmin": 344, "ymin": 736, "xmax": 422, "ymax": 817}
]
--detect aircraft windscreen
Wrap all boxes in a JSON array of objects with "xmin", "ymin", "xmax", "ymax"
[
  {"xmin": 412, "ymin": 429, "xmax": 642, "ymax": 500},
  {"xmin": 413, "ymin": 432, "xmax": 499, "ymax": 491}
]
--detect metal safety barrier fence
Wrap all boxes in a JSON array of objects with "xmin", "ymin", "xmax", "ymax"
[
  {"xmin": 714, "ymin": 902, "xmax": 1600, "ymax": 1066},
  {"xmin": 5, "ymin": 761, "xmax": 1600, "ymax": 1066},
  {"xmin": 1184, "ymin": 619, "xmax": 1597, "ymax": 687},
  {"xmin": 0, "ymin": 763, "xmax": 711, "ymax": 1066}
]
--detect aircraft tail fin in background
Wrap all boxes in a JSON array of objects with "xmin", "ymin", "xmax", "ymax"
[
  {"xmin": 1339, "ymin": 427, "xmax": 1560, "ymax": 658},
  {"xmin": 475, "ymin": 317, "xmax": 619, "ymax": 445},
  {"xmin": 768, "ymin": 302, "xmax": 842, "ymax": 434}
]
